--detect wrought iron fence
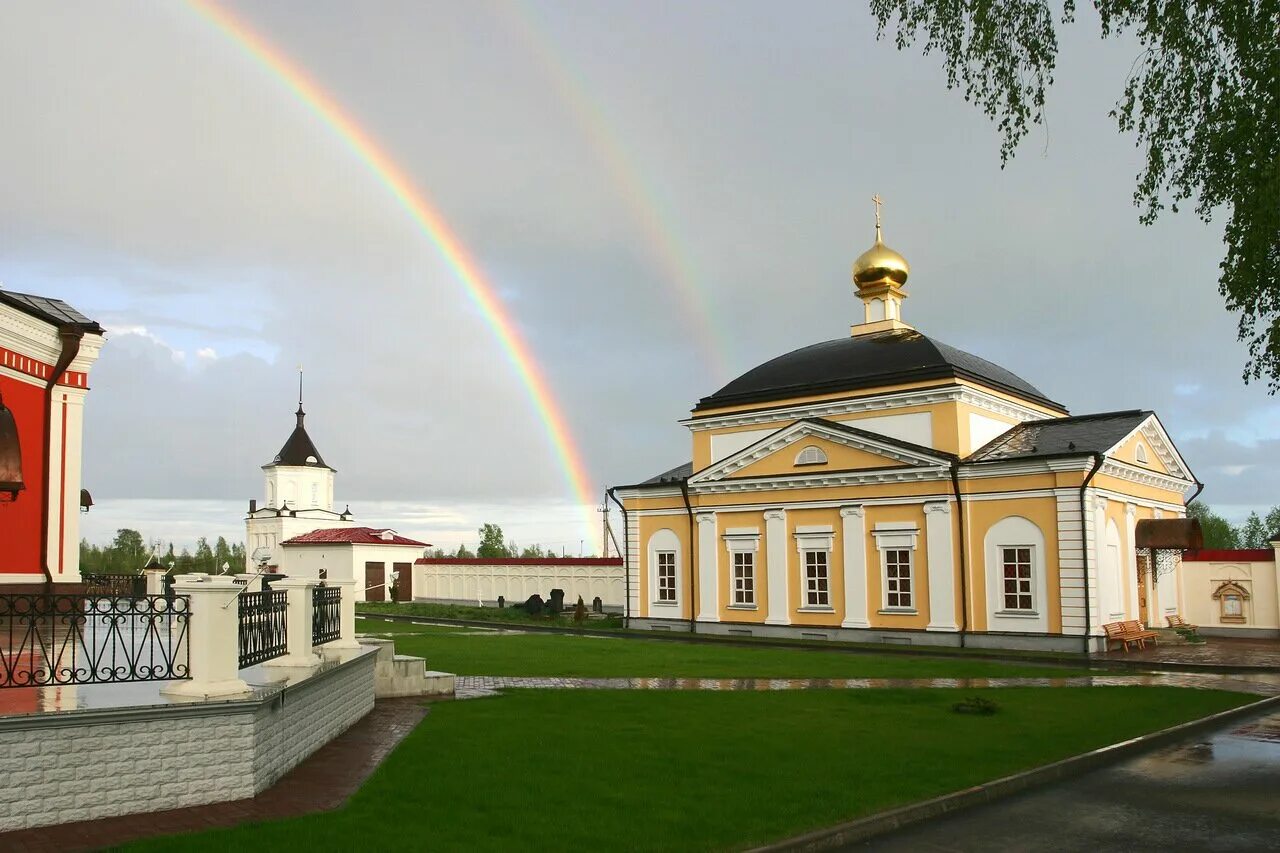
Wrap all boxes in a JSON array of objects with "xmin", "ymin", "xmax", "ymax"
[
  {"xmin": 0, "ymin": 593, "xmax": 189, "ymax": 688},
  {"xmin": 238, "ymin": 589, "xmax": 287, "ymax": 668},
  {"xmin": 312, "ymin": 585, "xmax": 341, "ymax": 646},
  {"xmin": 82, "ymin": 573, "xmax": 146, "ymax": 598}
]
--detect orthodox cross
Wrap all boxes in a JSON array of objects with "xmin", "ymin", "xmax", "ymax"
[{"xmin": 871, "ymin": 194, "xmax": 883, "ymax": 234}]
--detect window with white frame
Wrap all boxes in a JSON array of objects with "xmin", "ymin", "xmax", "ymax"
[
  {"xmin": 1001, "ymin": 547, "xmax": 1034, "ymax": 611},
  {"xmin": 733, "ymin": 551, "xmax": 755, "ymax": 605},
  {"xmin": 884, "ymin": 548, "xmax": 913, "ymax": 609},
  {"xmin": 795, "ymin": 445, "xmax": 828, "ymax": 466},
  {"xmin": 1135, "ymin": 442, "xmax": 1148, "ymax": 464},
  {"xmin": 656, "ymin": 551, "xmax": 677, "ymax": 602},
  {"xmin": 804, "ymin": 550, "xmax": 830, "ymax": 607}
]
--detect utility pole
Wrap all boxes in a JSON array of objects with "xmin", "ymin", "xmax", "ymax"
[{"xmin": 597, "ymin": 496, "xmax": 612, "ymax": 559}]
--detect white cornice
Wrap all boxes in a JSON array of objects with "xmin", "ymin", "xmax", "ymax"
[
  {"xmin": 679, "ymin": 384, "xmax": 1052, "ymax": 432},
  {"xmin": 689, "ymin": 465, "xmax": 952, "ymax": 495},
  {"xmin": 1099, "ymin": 459, "xmax": 1194, "ymax": 494},
  {"xmin": 957, "ymin": 457, "xmax": 1092, "ymax": 479}
]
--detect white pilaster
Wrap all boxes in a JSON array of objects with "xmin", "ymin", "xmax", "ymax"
[
  {"xmin": 1125, "ymin": 504, "xmax": 1140, "ymax": 622},
  {"xmin": 924, "ymin": 501, "xmax": 958, "ymax": 631},
  {"xmin": 161, "ymin": 576, "xmax": 250, "ymax": 699},
  {"xmin": 1094, "ymin": 497, "xmax": 1118, "ymax": 620},
  {"xmin": 266, "ymin": 577, "xmax": 322, "ymax": 668},
  {"xmin": 696, "ymin": 512, "xmax": 718, "ymax": 622},
  {"xmin": 839, "ymin": 506, "xmax": 868, "ymax": 628},
  {"xmin": 764, "ymin": 509, "xmax": 789, "ymax": 625}
]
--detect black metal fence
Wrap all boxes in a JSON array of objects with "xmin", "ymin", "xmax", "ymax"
[
  {"xmin": 312, "ymin": 585, "xmax": 341, "ymax": 646},
  {"xmin": 0, "ymin": 593, "xmax": 189, "ymax": 688},
  {"xmin": 82, "ymin": 573, "xmax": 147, "ymax": 598},
  {"xmin": 238, "ymin": 589, "xmax": 288, "ymax": 668}
]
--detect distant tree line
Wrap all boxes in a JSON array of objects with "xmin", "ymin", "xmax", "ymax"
[
  {"xmin": 80, "ymin": 528, "xmax": 246, "ymax": 575},
  {"xmin": 420, "ymin": 523, "xmax": 592, "ymax": 560},
  {"xmin": 1187, "ymin": 503, "xmax": 1280, "ymax": 550}
]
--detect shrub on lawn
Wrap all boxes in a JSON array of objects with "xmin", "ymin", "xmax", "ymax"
[{"xmin": 951, "ymin": 696, "xmax": 1000, "ymax": 715}]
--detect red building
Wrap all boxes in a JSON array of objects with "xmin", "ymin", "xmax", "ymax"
[{"xmin": 0, "ymin": 288, "xmax": 104, "ymax": 588}]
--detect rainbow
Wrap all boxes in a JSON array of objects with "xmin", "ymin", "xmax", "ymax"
[
  {"xmin": 492, "ymin": 0, "xmax": 733, "ymax": 381},
  {"xmin": 186, "ymin": 0, "xmax": 600, "ymax": 551}
]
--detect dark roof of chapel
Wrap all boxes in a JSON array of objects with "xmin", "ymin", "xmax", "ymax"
[
  {"xmin": 694, "ymin": 330, "xmax": 1064, "ymax": 414},
  {"xmin": 639, "ymin": 461, "xmax": 693, "ymax": 486},
  {"xmin": 0, "ymin": 289, "xmax": 103, "ymax": 334},
  {"xmin": 267, "ymin": 408, "xmax": 332, "ymax": 470},
  {"xmin": 965, "ymin": 410, "xmax": 1152, "ymax": 463}
]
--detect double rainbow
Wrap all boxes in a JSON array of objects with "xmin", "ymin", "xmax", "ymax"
[{"xmin": 187, "ymin": 0, "xmax": 599, "ymax": 550}]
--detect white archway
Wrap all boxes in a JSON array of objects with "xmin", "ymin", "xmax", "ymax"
[
  {"xmin": 647, "ymin": 528, "xmax": 682, "ymax": 615},
  {"xmin": 984, "ymin": 516, "xmax": 1049, "ymax": 633},
  {"xmin": 1103, "ymin": 519, "xmax": 1125, "ymax": 620}
]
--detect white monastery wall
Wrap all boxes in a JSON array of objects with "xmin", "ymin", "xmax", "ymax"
[
  {"xmin": 1182, "ymin": 553, "xmax": 1280, "ymax": 637},
  {"xmin": 415, "ymin": 560, "xmax": 626, "ymax": 610},
  {"xmin": 0, "ymin": 651, "xmax": 375, "ymax": 832}
]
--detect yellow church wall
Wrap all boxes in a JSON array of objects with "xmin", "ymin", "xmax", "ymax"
[
  {"xmin": 715, "ymin": 508, "xmax": 771, "ymax": 624},
  {"xmin": 863, "ymin": 503, "xmax": 933, "ymax": 630},
  {"xmin": 963, "ymin": 496, "xmax": 1063, "ymax": 634},
  {"xmin": 633, "ymin": 510, "xmax": 693, "ymax": 621},
  {"xmin": 785, "ymin": 507, "xmax": 846, "ymax": 627}
]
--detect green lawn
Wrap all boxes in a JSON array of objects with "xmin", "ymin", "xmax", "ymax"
[
  {"xmin": 355, "ymin": 617, "xmax": 480, "ymax": 635},
  {"xmin": 123, "ymin": 687, "xmax": 1251, "ymax": 852},
  {"xmin": 380, "ymin": 626, "xmax": 1094, "ymax": 678}
]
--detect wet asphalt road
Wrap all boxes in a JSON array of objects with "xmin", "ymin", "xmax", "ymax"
[{"xmin": 855, "ymin": 710, "xmax": 1280, "ymax": 853}]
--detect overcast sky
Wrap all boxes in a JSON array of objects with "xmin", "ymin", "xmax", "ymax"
[{"xmin": 3, "ymin": 1, "xmax": 1275, "ymax": 551}]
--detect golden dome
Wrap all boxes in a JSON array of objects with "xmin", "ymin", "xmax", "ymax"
[{"xmin": 852, "ymin": 230, "xmax": 909, "ymax": 288}]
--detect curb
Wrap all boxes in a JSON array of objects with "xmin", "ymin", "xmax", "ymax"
[{"xmin": 747, "ymin": 693, "xmax": 1280, "ymax": 852}]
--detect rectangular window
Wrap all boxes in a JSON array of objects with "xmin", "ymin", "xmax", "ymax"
[
  {"xmin": 732, "ymin": 551, "xmax": 755, "ymax": 605},
  {"xmin": 804, "ymin": 550, "xmax": 830, "ymax": 607},
  {"xmin": 885, "ymin": 549, "xmax": 913, "ymax": 609},
  {"xmin": 656, "ymin": 551, "xmax": 676, "ymax": 602},
  {"xmin": 1001, "ymin": 547, "xmax": 1034, "ymax": 611}
]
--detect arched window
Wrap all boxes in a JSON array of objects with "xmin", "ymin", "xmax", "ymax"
[
  {"xmin": 1135, "ymin": 442, "xmax": 1148, "ymax": 464},
  {"xmin": 647, "ymin": 528, "xmax": 681, "ymax": 609},
  {"xmin": 1105, "ymin": 519, "xmax": 1125, "ymax": 619},
  {"xmin": 795, "ymin": 445, "xmax": 828, "ymax": 466},
  {"xmin": 984, "ymin": 516, "xmax": 1048, "ymax": 633}
]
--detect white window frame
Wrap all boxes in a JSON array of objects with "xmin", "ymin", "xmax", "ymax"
[
  {"xmin": 872, "ymin": 525, "xmax": 919, "ymax": 614},
  {"xmin": 998, "ymin": 545, "xmax": 1035, "ymax": 613},
  {"xmin": 794, "ymin": 445, "xmax": 828, "ymax": 466},
  {"xmin": 883, "ymin": 547, "xmax": 914, "ymax": 610},
  {"xmin": 723, "ymin": 528, "xmax": 760, "ymax": 609},
  {"xmin": 647, "ymin": 528, "xmax": 682, "ymax": 609},
  {"xmin": 655, "ymin": 551, "xmax": 677, "ymax": 603},
  {"xmin": 794, "ymin": 526, "xmax": 835, "ymax": 612},
  {"xmin": 1135, "ymin": 442, "xmax": 1148, "ymax": 464}
]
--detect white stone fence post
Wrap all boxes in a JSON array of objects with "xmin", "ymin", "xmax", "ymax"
[
  {"xmin": 144, "ymin": 565, "xmax": 169, "ymax": 596},
  {"xmin": 265, "ymin": 577, "xmax": 322, "ymax": 668},
  {"xmin": 160, "ymin": 575, "xmax": 250, "ymax": 699}
]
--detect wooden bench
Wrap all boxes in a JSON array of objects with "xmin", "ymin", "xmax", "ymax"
[
  {"xmin": 1124, "ymin": 620, "xmax": 1159, "ymax": 647},
  {"xmin": 1167, "ymin": 614, "xmax": 1198, "ymax": 631},
  {"xmin": 1103, "ymin": 621, "xmax": 1145, "ymax": 652}
]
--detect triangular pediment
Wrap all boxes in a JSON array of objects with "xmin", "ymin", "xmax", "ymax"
[
  {"xmin": 689, "ymin": 418, "xmax": 953, "ymax": 484},
  {"xmin": 1107, "ymin": 414, "xmax": 1192, "ymax": 481}
]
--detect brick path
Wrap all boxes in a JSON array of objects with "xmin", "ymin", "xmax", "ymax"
[
  {"xmin": 1095, "ymin": 636, "xmax": 1280, "ymax": 669},
  {"xmin": 455, "ymin": 672, "xmax": 1280, "ymax": 699},
  {"xmin": 0, "ymin": 697, "xmax": 428, "ymax": 853}
]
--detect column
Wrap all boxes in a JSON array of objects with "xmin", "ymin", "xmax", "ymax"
[
  {"xmin": 1094, "ymin": 497, "xmax": 1111, "ymax": 626},
  {"xmin": 765, "ymin": 509, "xmax": 790, "ymax": 625},
  {"xmin": 696, "ymin": 512, "xmax": 718, "ymax": 622},
  {"xmin": 266, "ymin": 577, "xmax": 322, "ymax": 668},
  {"xmin": 1125, "ymin": 504, "xmax": 1140, "ymax": 621},
  {"xmin": 924, "ymin": 501, "xmax": 958, "ymax": 631},
  {"xmin": 326, "ymin": 578, "xmax": 362, "ymax": 651},
  {"xmin": 840, "ymin": 506, "xmax": 869, "ymax": 628},
  {"xmin": 161, "ymin": 576, "xmax": 250, "ymax": 699}
]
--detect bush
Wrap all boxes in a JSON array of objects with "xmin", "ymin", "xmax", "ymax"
[{"xmin": 951, "ymin": 696, "xmax": 1000, "ymax": 715}]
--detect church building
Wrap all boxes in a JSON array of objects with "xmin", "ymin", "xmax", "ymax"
[
  {"xmin": 244, "ymin": 381, "xmax": 355, "ymax": 569},
  {"xmin": 0, "ymin": 288, "xmax": 104, "ymax": 587},
  {"xmin": 614, "ymin": 207, "xmax": 1199, "ymax": 652}
]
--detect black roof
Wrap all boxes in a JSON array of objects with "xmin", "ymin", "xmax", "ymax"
[
  {"xmin": 694, "ymin": 330, "xmax": 1063, "ymax": 413},
  {"xmin": 966, "ymin": 410, "xmax": 1152, "ymax": 463},
  {"xmin": 0, "ymin": 288, "xmax": 102, "ymax": 333},
  {"xmin": 268, "ymin": 408, "xmax": 332, "ymax": 470},
  {"xmin": 639, "ymin": 461, "xmax": 693, "ymax": 486}
]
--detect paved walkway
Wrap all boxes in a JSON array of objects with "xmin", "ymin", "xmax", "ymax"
[
  {"xmin": 455, "ymin": 672, "xmax": 1280, "ymax": 699},
  {"xmin": 0, "ymin": 697, "xmax": 428, "ymax": 853},
  {"xmin": 855, "ymin": 708, "xmax": 1280, "ymax": 852},
  {"xmin": 1095, "ymin": 636, "xmax": 1280, "ymax": 669}
]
